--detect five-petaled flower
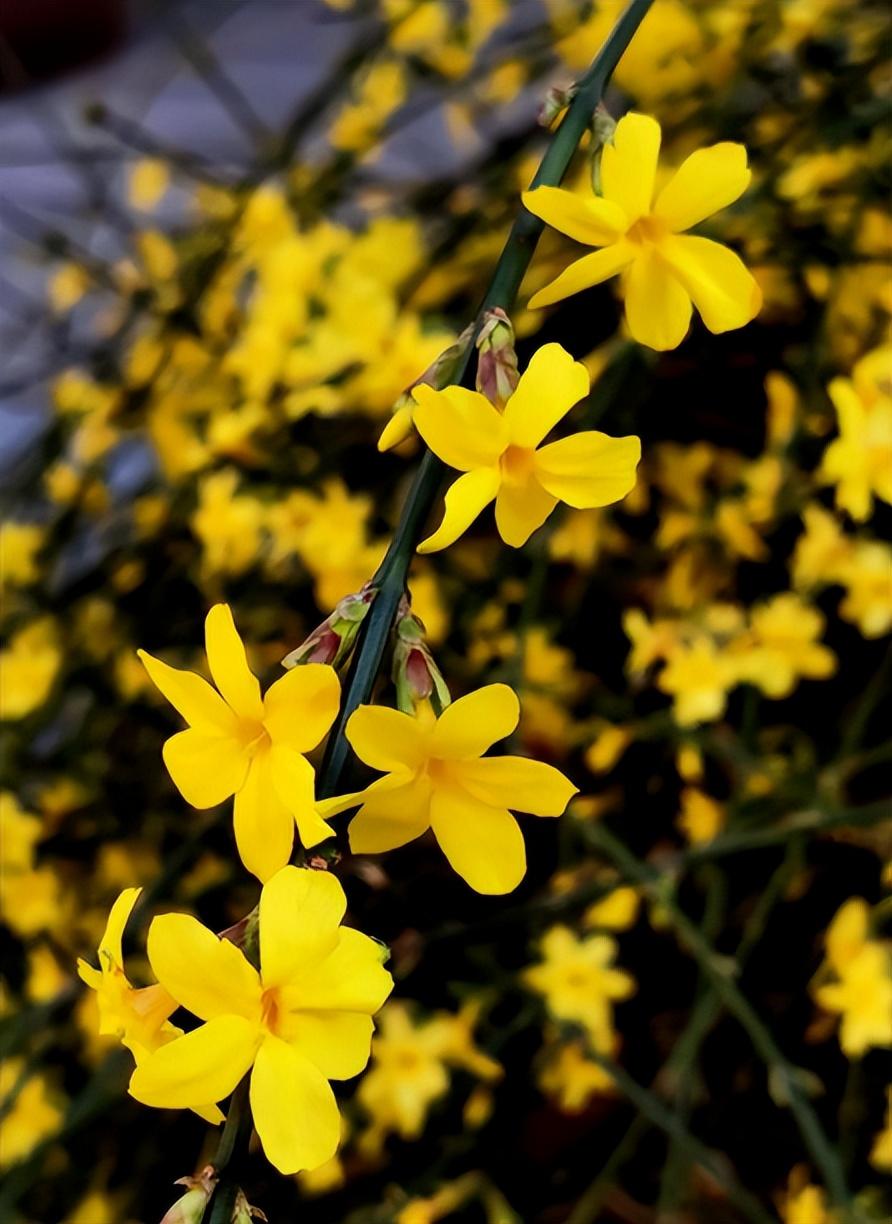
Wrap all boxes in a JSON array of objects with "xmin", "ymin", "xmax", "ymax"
[
  {"xmin": 523, "ymin": 112, "xmax": 762, "ymax": 350},
  {"xmin": 322, "ymin": 684, "xmax": 577, "ymax": 894},
  {"xmin": 139, "ymin": 604, "xmax": 340, "ymax": 881},
  {"xmin": 412, "ymin": 343, "xmax": 640, "ymax": 552},
  {"xmin": 129, "ymin": 866, "xmax": 393, "ymax": 1174}
]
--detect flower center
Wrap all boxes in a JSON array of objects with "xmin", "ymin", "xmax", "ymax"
[
  {"xmin": 261, "ymin": 988, "xmax": 281, "ymax": 1035},
  {"xmin": 500, "ymin": 444, "xmax": 536, "ymax": 486},
  {"xmin": 626, "ymin": 214, "xmax": 667, "ymax": 246},
  {"xmin": 237, "ymin": 718, "xmax": 269, "ymax": 755}
]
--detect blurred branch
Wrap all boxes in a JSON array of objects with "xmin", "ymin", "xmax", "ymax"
[{"xmin": 584, "ymin": 823, "xmax": 855, "ymax": 1212}]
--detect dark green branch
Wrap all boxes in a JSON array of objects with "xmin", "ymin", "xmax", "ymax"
[{"xmin": 317, "ymin": 0, "xmax": 656, "ymax": 796}]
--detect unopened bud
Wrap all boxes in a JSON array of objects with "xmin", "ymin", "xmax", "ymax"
[
  {"xmin": 378, "ymin": 324, "xmax": 475, "ymax": 452},
  {"xmin": 538, "ymin": 83, "xmax": 577, "ymax": 128},
  {"xmin": 393, "ymin": 609, "xmax": 450, "ymax": 714},
  {"xmin": 475, "ymin": 307, "xmax": 518, "ymax": 409},
  {"xmin": 160, "ymin": 1167, "xmax": 217, "ymax": 1224},
  {"xmin": 282, "ymin": 587, "xmax": 375, "ymax": 670},
  {"xmin": 232, "ymin": 1189, "xmax": 268, "ymax": 1223},
  {"xmin": 590, "ymin": 105, "xmax": 617, "ymax": 195}
]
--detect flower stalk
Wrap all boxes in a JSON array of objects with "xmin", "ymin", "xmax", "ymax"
[{"xmin": 316, "ymin": 0, "xmax": 656, "ymax": 799}]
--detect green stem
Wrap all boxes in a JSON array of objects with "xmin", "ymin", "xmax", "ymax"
[
  {"xmin": 207, "ymin": 1077, "xmax": 252, "ymax": 1224},
  {"xmin": 316, "ymin": 0, "xmax": 656, "ymax": 797},
  {"xmin": 584, "ymin": 823, "xmax": 853, "ymax": 1210}
]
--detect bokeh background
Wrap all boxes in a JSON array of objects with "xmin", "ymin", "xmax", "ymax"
[{"xmin": 1, "ymin": 2, "xmax": 890, "ymax": 1222}]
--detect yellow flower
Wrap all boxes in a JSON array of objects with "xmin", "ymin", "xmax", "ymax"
[
  {"xmin": 781, "ymin": 1170, "xmax": 835, "ymax": 1224},
  {"xmin": 129, "ymin": 867, "xmax": 393, "ymax": 1174},
  {"xmin": 657, "ymin": 634, "xmax": 737, "ymax": 726},
  {"xmin": 412, "ymin": 343, "xmax": 640, "ymax": 552},
  {"xmin": 813, "ymin": 898, "xmax": 892, "ymax": 1058},
  {"xmin": 76, "ymin": 888, "xmax": 223, "ymax": 1124},
  {"xmin": 584, "ymin": 886, "xmax": 640, "ymax": 932},
  {"xmin": 0, "ymin": 1060, "xmax": 64, "ymax": 1170},
  {"xmin": 325, "ymin": 685, "xmax": 577, "ymax": 894},
  {"xmin": 128, "ymin": 158, "xmax": 171, "ymax": 210},
  {"xmin": 523, "ymin": 925, "xmax": 635, "ymax": 1046},
  {"xmin": 838, "ymin": 540, "xmax": 892, "ymax": 638},
  {"xmin": 677, "ymin": 787, "xmax": 725, "ymax": 845},
  {"xmin": 0, "ymin": 618, "xmax": 62, "ymax": 720},
  {"xmin": 356, "ymin": 1000, "xmax": 496, "ymax": 1150},
  {"xmin": 139, "ymin": 604, "xmax": 340, "ymax": 881},
  {"xmin": 820, "ymin": 347, "xmax": 892, "ymax": 522},
  {"xmin": 523, "ymin": 113, "xmax": 761, "ymax": 349},
  {"xmin": 741, "ymin": 593, "xmax": 836, "ymax": 699},
  {"xmin": 539, "ymin": 1040, "xmax": 615, "ymax": 1112}
]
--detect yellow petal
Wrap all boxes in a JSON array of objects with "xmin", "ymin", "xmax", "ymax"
[
  {"xmin": 659, "ymin": 234, "xmax": 762, "ymax": 335},
  {"xmin": 417, "ymin": 466, "xmax": 501, "ymax": 554},
  {"xmin": 527, "ymin": 243, "xmax": 633, "ymax": 310},
  {"xmin": 262, "ymin": 663, "xmax": 340, "ymax": 754},
  {"xmin": 147, "ymin": 912, "xmax": 261, "ymax": 1022},
  {"xmin": 412, "ymin": 384, "xmax": 508, "ymax": 471},
  {"xmin": 623, "ymin": 249, "xmax": 692, "ymax": 350},
  {"xmin": 204, "ymin": 604, "xmax": 263, "ymax": 722},
  {"xmin": 268, "ymin": 744, "xmax": 332, "ymax": 849},
  {"xmin": 284, "ymin": 1011, "xmax": 374, "ymax": 1079},
  {"xmin": 129, "ymin": 1015, "xmax": 259, "ymax": 1110},
  {"xmin": 284, "ymin": 928, "xmax": 393, "ymax": 1013},
  {"xmin": 250, "ymin": 1034, "xmax": 340, "ymax": 1175},
  {"xmin": 377, "ymin": 402, "xmax": 414, "ymax": 452},
  {"xmin": 494, "ymin": 478, "xmax": 557, "ymax": 547},
  {"xmin": 137, "ymin": 649, "xmax": 238, "ymax": 735},
  {"xmin": 601, "ymin": 112, "xmax": 662, "ymax": 221},
  {"xmin": 432, "ymin": 684, "xmax": 519, "ymax": 758},
  {"xmin": 534, "ymin": 432, "xmax": 641, "ymax": 508},
  {"xmin": 430, "ymin": 788, "xmax": 526, "ymax": 894},
  {"xmin": 503, "ymin": 342, "xmax": 590, "ymax": 449},
  {"xmin": 162, "ymin": 728, "xmax": 249, "ymax": 808},
  {"xmin": 233, "ymin": 753, "xmax": 295, "ymax": 882},
  {"xmin": 451, "ymin": 756, "xmax": 577, "ymax": 816},
  {"xmin": 654, "ymin": 142, "xmax": 751, "ymax": 233},
  {"xmin": 345, "ymin": 704, "xmax": 427, "ymax": 772},
  {"xmin": 521, "ymin": 186, "xmax": 627, "ymax": 245},
  {"xmin": 98, "ymin": 886, "xmax": 142, "ymax": 967},
  {"xmin": 348, "ymin": 774, "xmax": 433, "ymax": 853},
  {"xmin": 259, "ymin": 865, "xmax": 345, "ymax": 988}
]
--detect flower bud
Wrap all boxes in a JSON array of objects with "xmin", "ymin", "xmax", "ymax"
[
  {"xmin": 475, "ymin": 308, "xmax": 518, "ymax": 409},
  {"xmin": 159, "ymin": 1167, "xmax": 217, "ymax": 1224},
  {"xmin": 590, "ymin": 104, "xmax": 617, "ymax": 195},
  {"xmin": 232, "ymin": 1189, "xmax": 268, "ymax": 1223},
  {"xmin": 393, "ymin": 608, "xmax": 450, "ymax": 714},
  {"xmin": 378, "ymin": 324, "xmax": 475, "ymax": 452},
  {"xmin": 282, "ymin": 587, "xmax": 375, "ymax": 670},
  {"xmin": 538, "ymin": 84, "xmax": 577, "ymax": 128}
]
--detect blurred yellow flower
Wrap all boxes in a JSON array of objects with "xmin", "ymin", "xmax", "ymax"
[
  {"xmin": 523, "ymin": 925, "xmax": 635, "ymax": 1046},
  {"xmin": 325, "ymin": 685, "xmax": 576, "ymax": 894},
  {"xmin": 130, "ymin": 867, "xmax": 392, "ymax": 1174},
  {"xmin": 524, "ymin": 112, "xmax": 761, "ymax": 349},
  {"xmin": 539, "ymin": 1039, "xmax": 615, "ymax": 1111},
  {"xmin": 820, "ymin": 345, "xmax": 892, "ymax": 521},
  {"xmin": 0, "ymin": 617, "xmax": 61, "ymax": 721},
  {"xmin": 413, "ymin": 343, "xmax": 640, "ymax": 551},
  {"xmin": 741, "ymin": 593, "xmax": 836, "ymax": 698},
  {"xmin": 0, "ymin": 1060, "xmax": 64, "ymax": 1171},
  {"xmin": 139, "ymin": 604, "xmax": 340, "ymax": 880},
  {"xmin": 812, "ymin": 898, "xmax": 892, "ymax": 1058}
]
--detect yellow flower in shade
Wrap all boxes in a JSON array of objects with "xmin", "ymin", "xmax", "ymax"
[
  {"xmin": 76, "ymin": 887, "xmax": 223, "ymax": 1125},
  {"xmin": 523, "ymin": 113, "xmax": 761, "ymax": 350},
  {"xmin": 657, "ymin": 635, "xmax": 737, "ymax": 726},
  {"xmin": 820, "ymin": 345, "xmax": 892, "ymax": 522},
  {"xmin": 740, "ymin": 593, "xmax": 836, "ymax": 699},
  {"xmin": 813, "ymin": 898, "xmax": 892, "ymax": 1058},
  {"xmin": 781, "ymin": 1169, "xmax": 835, "ymax": 1224},
  {"xmin": 523, "ymin": 925, "xmax": 635, "ymax": 1046},
  {"xmin": 411, "ymin": 343, "xmax": 640, "ymax": 552},
  {"xmin": 138, "ymin": 604, "xmax": 340, "ymax": 881},
  {"xmin": 324, "ymin": 685, "xmax": 577, "ymax": 894},
  {"xmin": 0, "ymin": 1060, "xmax": 64, "ymax": 1171},
  {"xmin": 129, "ymin": 867, "xmax": 393, "ymax": 1174},
  {"xmin": 676, "ymin": 787, "xmax": 725, "ymax": 845},
  {"xmin": 539, "ymin": 1040, "xmax": 615, "ymax": 1112},
  {"xmin": 869, "ymin": 1087, "xmax": 892, "ymax": 1172}
]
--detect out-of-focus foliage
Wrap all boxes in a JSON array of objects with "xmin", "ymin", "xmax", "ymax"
[{"xmin": 1, "ymin": 0, "xmax": 890, "ymax": 1221}]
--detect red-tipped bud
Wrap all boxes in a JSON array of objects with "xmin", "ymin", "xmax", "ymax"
[
  {"xmin": 393, "ymin": 608, "xmax": 450, "ymax": 713},
  {"xmin": 475, "ymin": 308, "xmax": 518, "ymax": 409},
  {"xmin": 159, "ymin": 1167, "xmax": 217, "ymax": 1224},
  {"xmin": 282, "ymin": 587, "xmax": 375, "ymax": 670}
]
